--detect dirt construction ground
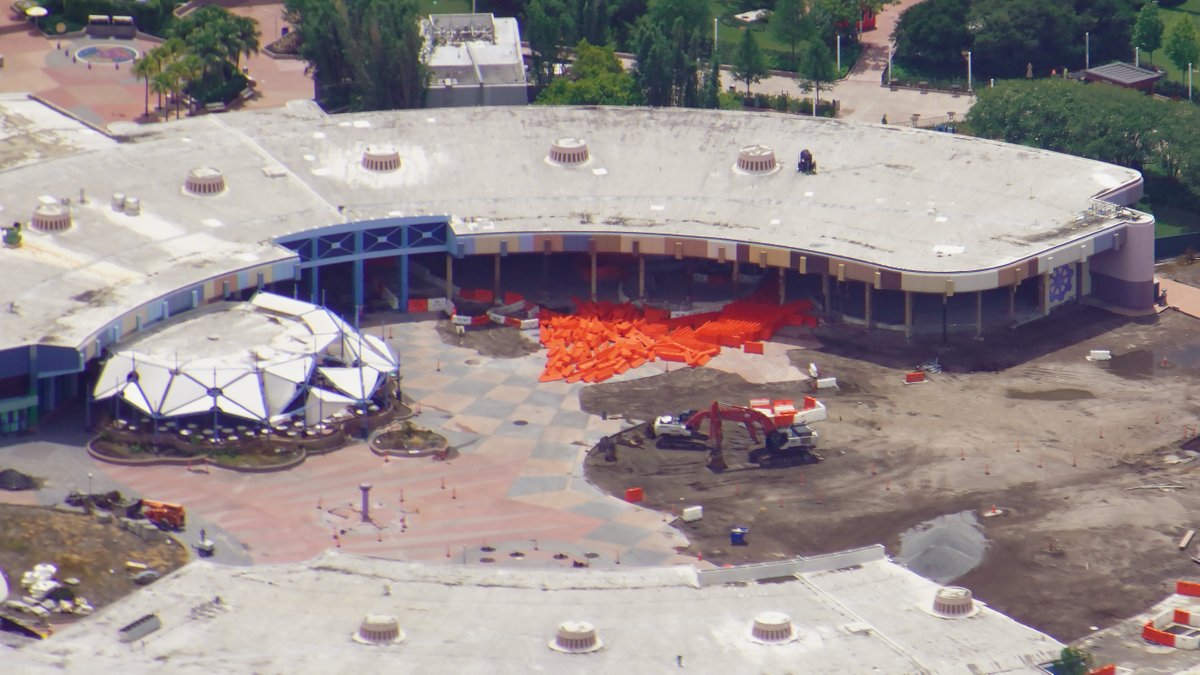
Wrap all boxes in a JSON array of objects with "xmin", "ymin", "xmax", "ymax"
[
  {"xmin": 0, "ymin": 505, "xmax": 189, "ymax": 630},
  {"xmin": 583, "ymin": 304, "xmax": 1200, "ymax": 642}
]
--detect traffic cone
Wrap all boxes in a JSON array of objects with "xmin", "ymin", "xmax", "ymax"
[
  {"xmin": 960, "ymin": 449, "xmax": 965, "ymax": 461},
  {"xmin": 1072, "ymin": 454, "xmax": 1077, "ymax": 468},
  {"xmin": 870, "ymin": 463, "xmax": 877, "ymax": 476},
  {"xmin": 377, "ymin": 529, "xmax": 382, "ymax": 542},
  {"xmin": 451, "ymin": 487, "xmax": 457, "ymax": 500},
  {"xmin": 317, "ymin": 497, "xmax": 323, "ymax": 510},
  {"xmin": 1016, "ymin": 440, "xmax": 1020, "ymax": 453},
  {"xmin": 399, "ymin": 489, "xmax": 404, "ymax": 503},
  {"xmin": 441, "ymin": 477, "xmax": 446, "ymax": 490},
  {"xmin": 1038, "ymin": 457, "xmax": 1044, "ymax": 469},
  {"xmin": 446, "ymin": 546, "xmax": 451, "ymax": 558},
  {"xmin": 696, "ymin": 551, "xmax": 702, "ymax": 562},
  {"xmin": 985, "ymin": 462, "xmax": 990, "ymax": 475},
  {"xmin": 885, "ymin": 480, "xmax": 890, "ymax": 491}
]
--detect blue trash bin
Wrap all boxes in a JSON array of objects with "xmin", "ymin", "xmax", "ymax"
[{"xmin": 730, "ymin": 527, "xmax": 749, "ymax": 546}]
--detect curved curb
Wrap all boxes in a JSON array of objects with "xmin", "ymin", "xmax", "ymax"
[
  {"xmin": 367, "ymin": 425, "xmax": 450, "ymax": 460},
  {"xmin": 88, "ymin": 436, "xmax": 307, "ymax": 474}
]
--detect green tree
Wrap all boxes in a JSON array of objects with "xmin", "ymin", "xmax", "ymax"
[
  {"xmin": 816, "ymin": 0, "xmax": 899, "ymax": 35},
  {"xmin": 1132, "ymin": 1, "xmax": 1164, "ymax": 65},
  {"xmin": 526, "ymin": 0, "xmax": 575, "ymax": 87},
  {"xmin": 632, "ymin": 0, "xmax": 709, "ymax": 107},
  {"xmin": 797, "ymin": 38, "xmax": 836, "ymax": 114},
  {"xmin": 1165, "ymin": 16, "xmax": 1200, "ymax": 82},
  {"xmin": 284, "ymin": 0, "xmax": 427, "ymax": 111},
  {"xmin": 535, "ymin": 40, "xmax": 642, "ymax": 105},
  {"xmin": 967, "ymin": 0, "xmax": 1079, "ymax": 79},
  {"xmin": 132, "ymin": 49, "xmax": 161, "ymax": 118},
  {"xmin": 772, "ymin": 0, "xmax": 809, "ymax": 70},
  {"xmin": 733, "ymin": 30, "xmax": 769, "ymax": 94},
  {"xmin": 701, "ymin": 57, "xmax": 721, "ymax": 109},
  {"xmin": 1048, "ymin": 647, "xmax": 1092, "ymax": 675},
  {"xmin": 893, "ymin": 0, "xmax": 971, "ymax": 77}
]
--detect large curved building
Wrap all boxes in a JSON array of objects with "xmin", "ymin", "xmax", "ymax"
[{"xmin": 0, "ymin": 99, "xmax": 1152, "ymax": 434}]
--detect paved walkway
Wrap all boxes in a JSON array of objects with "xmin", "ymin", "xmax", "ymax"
[
  {"xmin": 0, "ymin": 3, "xmax": 311, "ymax": 130},
  {"xmin": 0, "ymin": 318, "xmax": 704, "ymax": 571},
  {"xmin": 721, "ymin": 0, "xmax": 972, "ymax": 126},
  {"xmin": 1157, "ymin": 277, "xmax": 1200, "ymax": 319}
]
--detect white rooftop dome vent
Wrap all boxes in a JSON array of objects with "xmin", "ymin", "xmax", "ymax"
[
  {"xmin": 362, "ymin": 145, "xmax": 401, "ymax": 172},
  {"xmin": 933, "ymin": 586, "xmax": 975, "ymax": 617},
  {"xmin": 31, "ymin": 203, "xmax": 71, "ymax": 232},
  {"xmin": 548, "ymin": 138, "xmax": 590, "ymax": 166},
  {"xmin": 750, "ymin": 611, "xmax": 796, "ymax": 643},
  {"xmin": 549, "ymin": 620, "xmax": 602, "ymax": 653},
  {"xmin": 736, "ymin": 144, "xmax": 778, "ymax": 174},
  {"xmin": 184, "ymin": 167, "xmax": 226, "ymax": 196},
  {"xmin": 352, "ymin": 614, "xmax": 405, "ymax": 645}
]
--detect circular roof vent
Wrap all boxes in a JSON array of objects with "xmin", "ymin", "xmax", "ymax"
[
  {"xmin": 751, "ymin": 612, "xmax": 796, "ymax": 643},
  {"xmin": 362, "ymin": 145, "xmax": 401, "ymax": 172},
  {"xmin": 184, "ymin": 167, "xmax": 226, "ymax": 196},
  {"xmin": 31, "ymin": 203, "xmax": 71, "ymax": 232},
  {"xmin": 933, "ymin": 586, "xmax": 975, "ymax": 617},
  {"xmin": 353, "ymin": 614, "xmax": 405, "ymax": 645},
  {"xmin": 736, "ymin": 144, "xmax": 778, "ymax": 174},
  {"xmin": 548, "ymin": 138, "xmax": 589, "ymax": 166},
  {"xmin": 549, "ymin": 620, "xmax": 602, "ymax": 653}
]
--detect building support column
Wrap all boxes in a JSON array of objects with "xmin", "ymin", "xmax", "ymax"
[
  {"xmin": 864, "ymin": 282, "xmax": 873, "ymax": 330},
  {"xmin": 821, "ymin": 274, "xmax": 831, "ymax": 314},
  {"xmin": 353, "ymin": 258, "xmax": 364, "ymax": 326},
  {"xmin": 590, "ymin": 249, "xmax": 598, "ymax": 302},
  {"xmin": 492, "ymin": 254, "xmax": 501, "ymax": 304},
  {"xmin": 445, "ymin": 253, "xmax": 454, "ymax": 302},
  {"xmin": 975, "ymin": 290, "xmax": 983, "ymax": 338},
  {"xmin": 1007, "ymin": 285, "xmax": 1016, "ymax": 325},
  {"xmin": 686, "ymin": 260, "xmax": 695, "ymax": 301},
  {"xmin": 638, "ymin": 255, "xmax": 646, "ymax": 300},
  {"xmin": 398, "ymin": 254, "xmax": 410, "ymax": 313},
  {"xmin": 778, "ymin": 269, "xmax": 786, "ymax": 305},
  {"xmin": 1038, "ymin": 272, "xmax": 1050, "ymax": 317},
  {"xmin": 732, "ymin": 260, "xmax": 741, "ymax": 295},
  {"xmin": 1077, "ymin": 260, "xmax": 1090, "ymax": 299},
  {"xmin": 541, "ymin": 254, "xmax": 550, "ymax": 298},
  {"xmin": 941, "ymin": 294, "xmax": 949, "ymax": 344},
  {"xmin": 904, "ymin": 291, "xmax": 913, "ymax": 340}
]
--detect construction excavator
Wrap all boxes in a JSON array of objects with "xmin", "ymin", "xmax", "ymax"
[{"xmin": 649, "ymin": 400, "xmax": 825, "ymax": 471}]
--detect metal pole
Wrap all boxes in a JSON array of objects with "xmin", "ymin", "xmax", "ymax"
[
  {"xmin": 714, "ymin": 18, "xmax": 718, "ymax": 56},
  {"xmin": 967, "ymin": 51, "xmax": 972, "ymax": 92},
  {"xmin": 1086, "ymin": 32, "xmax": 1090, "ymax": 70},
  {"xmin": 837, "ymin": 35, "xmax": 841, "ymax": 73},
  {"xmin": 1136, "ymin": 47, "xmax": 1140, "ymax": 68},
  {"xmin": 1191, "ymin": 63, "xmax": 1194, "ymax": 102},
  {"xmin": 887, "ymin": 44, "xmax": 893, "ymax": 84}
]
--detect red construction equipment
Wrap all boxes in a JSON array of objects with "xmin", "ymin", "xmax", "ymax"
[
  {"xmin": 138, "ymin": 499, "xmax": 186, "ymax": 530},
  {"xmin": 653, "ymin": 401, "xmax": 824, "ymax": 472}
]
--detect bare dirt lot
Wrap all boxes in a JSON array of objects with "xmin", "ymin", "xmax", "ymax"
[
  {"xmin": 0, "ymin": 504, "xmax": 190, "ymax": 629},
  {"xmin": 583, "ymin": 305, "xmax": 1200, "ymax": 642}
]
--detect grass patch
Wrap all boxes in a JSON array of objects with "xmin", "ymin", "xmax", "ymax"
[{"xmin": 1152, "ymin": 0, "xmax": 1200, "ymax": 84}]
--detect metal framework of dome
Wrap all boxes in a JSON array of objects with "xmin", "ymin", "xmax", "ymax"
[
  {"xmin": 549, "ymin": 620, "xmax": 602, "ymax": 653},
  {"xmin": 736, "ymin": 145, "xmax": 778, "ymax": 173},
  {"xmin": 185, "ymin": 167, "xmax": 226, "ymax": 195},
  {"xmin": 932, "ymin": 586, "xmax": 975, "ymax": 617},
  {"xmin": 353, "ymin": 614, "xmax": 405, "ymax": 645},
  {"xmin": 362, "ymin": 145, "xmax": 401, "ymax": 172},
  {"xmin": 750, "ymin": 612, "xmax": 796, "ymax": 643},
  {"xmin": 31, "ymin": 203, "xmax": 71, "ymax": 232},
  {"xmin": 92, "ymin": 292, "xmax": 398, "ymax": 426},
  {"xmin": 548, "ymin": 138, "xmax": 589, "ymax": 166}
]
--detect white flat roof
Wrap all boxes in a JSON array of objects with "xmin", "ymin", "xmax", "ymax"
[
  {"xmin": 6, "ymin": 549, "xmax": 1062, "ymax": 673},
  {"xmin": 0, "ymin": 101, "xmax": 1142, "ymax": 353}
]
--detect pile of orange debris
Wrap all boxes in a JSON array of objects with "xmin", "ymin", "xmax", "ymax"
[{"xmin": 538, "ymin": 292, "xmax": 818, "ymax": 383}]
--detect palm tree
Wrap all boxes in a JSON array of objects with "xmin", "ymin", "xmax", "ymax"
[
  {"xmin": 132, "ymin": 51, "xmax": 159, "ymax": 118},
  {"xmin": 231, "ymin": 15, "xmax": 261, "ymax": 71}
]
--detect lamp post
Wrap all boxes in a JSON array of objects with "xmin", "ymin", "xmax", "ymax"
[
  {"xmin": 87, "ymin": 472, "xmax": 93, "ymax": 494},
  {"xmin": 836, "ymin": 34, "xmax": 841, "ymax": 73},
  {"xmin": 962, "ymin": 50, "xmax": 973, "ymax": 92},
  {"xmin": 1190, "ymin": 62, "xmax": 1194, "ymax": 102},
  {"xmin": 887, "ymin": 43, "xmax": 894, "ymax": 84},
  {"xmin": 1085, "ymin": 31, "xmax": 1090, "ymax": 70}
]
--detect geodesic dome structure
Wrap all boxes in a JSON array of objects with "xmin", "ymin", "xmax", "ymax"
[{"xmin": 92, "ymin": 293, "xmax": 398, "ymax": 425}]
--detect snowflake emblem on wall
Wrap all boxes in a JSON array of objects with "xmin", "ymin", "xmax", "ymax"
[{"xmin": 1049, "ymin": 264, "xmax": 1074, "ymax": 304}]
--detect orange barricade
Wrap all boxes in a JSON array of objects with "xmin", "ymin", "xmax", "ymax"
[
  {"xmin": 624, "ymin": 487, "xmax": 644, "ymax": 503},
  {"xmin": 904, "ymin": 372, "xmax": 926, "ymax": 383},
  {"xmin": 1178, "ymin": 580, "xmax": 1200, "ymax": 597}
]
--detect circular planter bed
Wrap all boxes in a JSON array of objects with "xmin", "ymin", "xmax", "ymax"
[{"xmin": 370, "ymin": 421, "xmax": 448, "ymax": 458}]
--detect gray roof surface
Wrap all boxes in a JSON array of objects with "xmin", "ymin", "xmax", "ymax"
[
  {"xmin": 5, "ymin": 549, "xmax": 1062, "ymax": 674},
  {"xmin": 0, "ymin": 99, "xmax": 1141, "ymax": 353},
  {"xmin": 1084, "ymin": 62, "xmax": 1165, "ymax": 85}
]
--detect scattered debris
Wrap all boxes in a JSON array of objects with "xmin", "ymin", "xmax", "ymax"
[
  {"xmin": 1085, "ymin": 350, "xmax": 1112, "ymax": 362},
  {"xmin": 1124, "ymin": 484, "xmax": 1186, "ymax": 492},
  {"xmin": 918, "ymin": 358, "xmax": 943, "ymax": 374}
]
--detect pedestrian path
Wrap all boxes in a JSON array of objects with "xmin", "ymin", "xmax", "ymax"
[{"xmin": 0, "ymin": 319, "xmax": 703, "ymax": 571}]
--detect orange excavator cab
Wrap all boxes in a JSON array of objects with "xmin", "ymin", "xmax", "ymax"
[{"xmin": 138, "ymin": 499, "xmax": 186, "ymax": 530}]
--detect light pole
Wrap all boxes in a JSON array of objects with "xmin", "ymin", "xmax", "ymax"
[
  {"xmin": 836, "ymin": 34, "xmax": 841, "ymax": 73},
  {"xmin": 713, "ymin": 18, "xmax": 718, "ymax": 57},
  {"xmin": 1135, "ymin": 46, "xmax": 1140, "ymax": 68},
  {"xmin": 887, "ymin": 43, "xmax": 894, "ymax": 84},
  {"xmin": 1085, "ymin": 31, "xmax": 1090, "ymax": 70},
  {"xmin": 1190, "ymin": 62, "xmax": 1194, "ymax": 102},
  {"xmin": 87, "ymin": 472, "xmax": 93, "ymax": 494},
  {"xmin": 962, "ymin": 50, "xmax": 973, "ymax": 92}
]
